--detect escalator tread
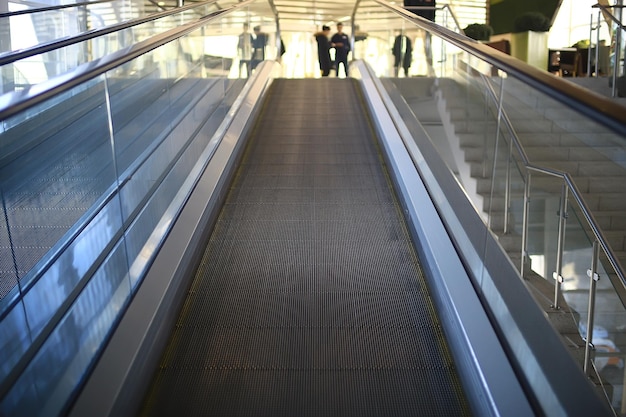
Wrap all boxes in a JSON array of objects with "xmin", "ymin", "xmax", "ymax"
[{"xmin": 140, "ymin": 78, "xmax": 471, "ymax": 417}]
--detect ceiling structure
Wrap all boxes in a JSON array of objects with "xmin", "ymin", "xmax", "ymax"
[
  {"xmin": 266, "ymin": 1, "xmax": 487, "ymax": 32},
  {"xmin": 271, "ymin": 0, "xmax": 354, "ymax": 31}
]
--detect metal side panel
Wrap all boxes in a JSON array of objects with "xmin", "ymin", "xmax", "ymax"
[
  {"xmin": 67, "ymin": 62, "xmax": 280, "ymax": 417},
  {"xmin": 352, "ymin": 61, "xmax": 535, "ymax": 417}
]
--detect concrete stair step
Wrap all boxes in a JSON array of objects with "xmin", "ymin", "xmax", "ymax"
[
  {"xmin": 581, "ymin": 193, "xmax": 626, "ymax": 211},
  {"xmin": 495, "ymin": 232, "xmax": 523, "ymax": 253},
  {"xmin": 594, "ymin": 211, "xmax": 626, "ymax": 230},
  {"xmin": 389, "ymin": 78, "xmax": 435, "ymax": 98},
  {"xmin": 450, "ymin": 120, "xmax": 498, "ymax": 134},
  {"xmin": 604, "ymin": 230, "xmax": 626, "ymax": 252},
  {"xmin": 456, "ymin": 132, "xmax": 490, "ymax": 147}
]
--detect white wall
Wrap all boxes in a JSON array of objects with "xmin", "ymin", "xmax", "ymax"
[{"xmin": 549, "ymin": 0, "xmax": 611, "ymax": 48}]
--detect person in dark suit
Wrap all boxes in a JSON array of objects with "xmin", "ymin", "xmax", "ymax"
[
  {"xmin": 403, "ymin": 0, "xmax": 436, "ymax": 21},
  {"xmin": 314, "ymin": 25, "xmax": 332, "ymax": 77},
  {"xmin": 404, "ymin": 0, "xmax": 435, "ymax": 67},
  {"xmin": 251, "ymin": 25, "xmax": 268, "ymax": 71},
  {"xmin": 330, "ymin": 22, "xmax": 351, "ymax": 77},
  {"xmin": 393, "ymin": 33, "xmax": 413, "ymax": 77},
  {"xmin": 237, "ymin": 23, "xmax": 253, "ymax": 77}
]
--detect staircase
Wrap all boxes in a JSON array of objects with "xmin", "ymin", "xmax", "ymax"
[
  {"xmin": 390, "ymin": 75, "xmax": 626, "ymax": 392},
  {"xmin": 432, "ymin": 76, "xmax": 626, "ymax": 270}
]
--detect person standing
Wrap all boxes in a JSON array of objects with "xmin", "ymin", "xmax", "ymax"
[
  {"xmin": 404, "ymin": 0, "xmax": 435, "ymax": 67},
  {"xmin": 403, "ymin": 0, "xmax": 436, "ymax": 21},
  {"xmin": 314, "ymin": 25, "xmax": 332, "ymax": 77},
  {"xmin": 331, "ymin": 22, "xmax": 351, "ymax": 77},
  {"xmin": 251, "ymin": 25, "xmax": 268, "ymax": 71},
  {"xmin": 392, "ymin": 33, "xmax": 413, "ymax": 77},
  {"xmin": 238, "ymin": 23, "xmax": 253, "ymax": 77}
]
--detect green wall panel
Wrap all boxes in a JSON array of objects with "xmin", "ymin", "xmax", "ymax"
[{"xmin": 489, "ymin": 0, "xmax": 560, "ymax": 35}]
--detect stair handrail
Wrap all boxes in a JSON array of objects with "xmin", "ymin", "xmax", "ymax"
[
  {"xmin": 480, "ymin": 71, "xmax": 626, "ymax": 397},
  {"xmin": 439, "ymin": 4, "xmax": 464, "ymax": 34},
  {"xmin": 0, "ymin": 0, "xmax": 222, "ymax": 67},
  {"xmin": 402, "ymin": 4, "xmax": 465, "ymax": 34},
  {"xmin": 477, "ymin": 74, "xmax": 626, "ymax": 304},
  {"xmin": 592, "ymin": 3, "xmax": 625, "ymax": 96}
]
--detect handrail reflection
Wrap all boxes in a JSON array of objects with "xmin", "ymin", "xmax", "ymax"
[
  {"xmin": 0, "ymin": 0, "xmax": 222, "ymax": 67},
  {"xmin": 0, "ymin": 0, "xmax": 117, "ymax": 18}
]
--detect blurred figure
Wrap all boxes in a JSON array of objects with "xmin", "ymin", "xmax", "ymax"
[
  {"xmin": 251, "ymin": 25, "xmax": 268, "ymax": 71},
  {"xmin": 403, "ymin": 0, "xmax": 436, "ymax": 21},
  {"xmin": 331, "ymin": 22, "xmax": 351, "ymax": 77},
  {"xmin": 404, "ymin": 0, "xmax": 435, "ymax": 68},
  {"xmin": 314, "ymin": 25, "xmax": 332, "ymax": 77},
  {"xmin": 237, "ymin": 23, "xmax": 253, "ymax": 77},
  {"xmin": 392, "ymin": 32, "xmax": 413, "ymax": 77}
]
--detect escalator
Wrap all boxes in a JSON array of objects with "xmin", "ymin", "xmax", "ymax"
[{"xmin": 139, "ymin": 78, "xmax": 471, "ymax": 416}]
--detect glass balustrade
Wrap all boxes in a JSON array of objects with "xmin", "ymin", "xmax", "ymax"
[
  {"xmin": 1, "ymin": 0, "xmax": 138, "ymax": 54},
  {"xmin": 354, "ymin": 1, "xmax": 626, "ymax": 413},
  {"xmin": 0, "ymin": 2, "xmax": 279, "ymax": 413},
  {"xmin": 0, "ymin": 0, "xmax": 242, "ymax": 95}
]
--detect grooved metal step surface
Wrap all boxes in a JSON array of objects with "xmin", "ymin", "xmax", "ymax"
[{"xmin": 140, "ymin": 78, "xmax": 471, "ymax": 417}]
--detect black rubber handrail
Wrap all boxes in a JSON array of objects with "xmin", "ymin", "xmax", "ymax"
[{"xmin": 0, "ymin": 0, "xmax": 220, "ymax": 67}]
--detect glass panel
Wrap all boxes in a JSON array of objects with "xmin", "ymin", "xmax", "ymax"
[
  {"xmin": 525, "ymin": 174, "xmax": 562, "ymax": 281},
  {"xmin": 0, "ymin": 3, "xmax": 274, "ymax": 415},
  {"xmin": 1, "ymin": 240, "xmax": 132, "ymax": 417},
  {"xmin": 1, "ymin": 0, "xmax": 231, "ymax": 95},
  {"xmin": 0, "ymin": 75, "xmax": 116, "ymax": 306},
  {"xmin": 2, "ymin": 0, "xmax": 139, "ymax": 54},
  {"xmin": 563, "ymin": 199, "xmax": 626, "ymax": 412},
  {"xmin": 113, "ymin": 26, "xmax": 228, "ymax": 287}
]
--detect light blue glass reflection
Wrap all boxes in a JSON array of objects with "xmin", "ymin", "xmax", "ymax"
[
  {"xmin": 1, "ymin": 241, "xmax": 131, "ymax": 417},
  {"xmin": 22, "ymin": 196, "xmax": 123, "ymax": 337},
  {"xmin": 0, "ymin": 304, "xmax": 31, "ymax": 383}
]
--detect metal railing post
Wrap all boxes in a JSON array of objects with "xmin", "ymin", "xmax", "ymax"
[
  {"xmin": 504, "ymin": 132, "xmax": 512, "ymax": 234},
  {"xmin": 553, "ymin": 183, "xmax": 568, "ymax": 309},
  {"xmin": 521, "ymin": 172, "xmax": 531, "ymax": 277},
  {"xmin": 615, "ymin": 0, "xmax": 624, "ymax": 95},
  {"xmin": 583, "ymin": 240, "xmax": 601, "ymax": 376},
  {"xmin": 595, "ymin": 12, "xmax": 601, "ymax": 77},
  {"xmin": 574, "ymin": 12, "xmax": 593, "ymax": 75}
]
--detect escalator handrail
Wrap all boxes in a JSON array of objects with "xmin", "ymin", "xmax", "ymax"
[
  {"xmin": 357, "ymin": 0, "xmax": 626, "ymax": 135},
  {"xmin": 0, "ymin": 0, "xmax": 222, "ymax": 67},
  {"xmin": 0, "ymin": 0, "xmax": 117, "ymax": 18}
]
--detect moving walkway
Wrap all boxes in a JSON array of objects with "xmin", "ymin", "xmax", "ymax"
[
  {"xmin": 0, "ymin": 1, "xmax": 620, "ymax": 416},
  {"xmin": 138, "ymin": 77, "xmax": 472, "ymax": 416}
]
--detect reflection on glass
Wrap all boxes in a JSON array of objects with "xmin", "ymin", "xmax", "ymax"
[
  {"xmin": 0, "ymin": 75, "xmax": 115, "ymax": 300},
  {"xmin": 0, "ymin": 4, "xmax": 275, "ymax": 416},
  {"xmin": 1, "ymin": 0, "xmax": 229, "ymax": 95},
  {"xmin": 1, "ymin": 242, "xmax": 131, "ymax": 417}
]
